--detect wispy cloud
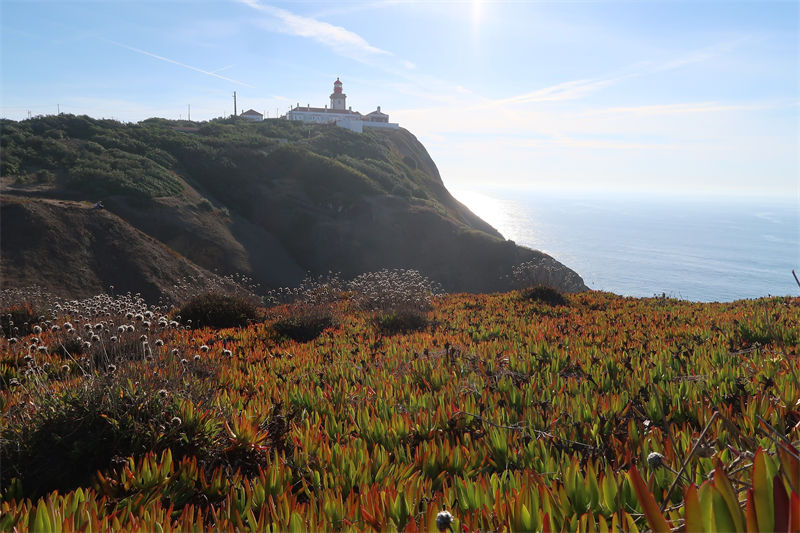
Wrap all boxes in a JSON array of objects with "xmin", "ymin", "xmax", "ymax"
[
  {"xmin": 481, "ymin": 38, "xmax": 747, "ymax": 110},
  {"xmin": 103, "ymin": 40, "xmax": 254, "ymax": 88},
  {"xmin": 650, "ymin": 37, "xmax": 751, "ymax": 73},
  {"xmin": 493, "ymin": 76, "xmax": 631, "ymax": 106},
  {"xmin": 585, "ymin": 101, "xmax": 776, "ymax": 117},
  {"xmin": 508, "ymin": 136, "xmax": 678, "ymax": 151},
  {"xmin": 237, "ymin": 0, "xmax": 390, "ymax": 62}
]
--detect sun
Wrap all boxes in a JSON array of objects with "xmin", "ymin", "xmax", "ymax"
[{"xmin": 472, "ymin": 0, "xmax": 483, "ymax": 23}]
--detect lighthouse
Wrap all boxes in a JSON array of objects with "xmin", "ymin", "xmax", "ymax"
[
  {"xmin": 284, "ymin": 78, "xmax": 398, "ymax": 132},
  {"xmin": 330, "ymin": 78, "xmax": 346, "ymax": 111}
]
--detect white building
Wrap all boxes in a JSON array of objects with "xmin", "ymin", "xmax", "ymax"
[
  {"xmin": 285, "ymin": 78, "xmax": 399, "ymax": 133},
  {"xmin": 241, "ymin": 109, "xmax": 263, "ymax": 121}
]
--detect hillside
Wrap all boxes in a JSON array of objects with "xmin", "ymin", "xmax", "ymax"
[
  {"xmin": 2, "ymin": 288, "xmax": 798, "ymax": 529},
  {"xmin": 0, "ymin": 114, "xmax": 586, "ymax": 300}
]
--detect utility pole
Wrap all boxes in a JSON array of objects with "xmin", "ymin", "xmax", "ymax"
[
  {"xmin": 233, "ymin": 91, "xmax": 237, "ymax": 118},
  {"xmin": 57, "ymin": 104, "xmax": 60, "ymax": 115},
  {"xmin": 188, "ymin": 104, "xmax": 191, "ymax": 121}
]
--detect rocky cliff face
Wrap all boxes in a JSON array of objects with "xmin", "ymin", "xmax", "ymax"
[{"xmin": 0, "ymin": 115, "xmax": 587, "ymax": 300}]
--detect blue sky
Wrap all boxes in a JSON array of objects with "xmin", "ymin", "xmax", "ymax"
[{"xmin": 1, "ymin": 0, "xmax": 797, "ymax": 198}]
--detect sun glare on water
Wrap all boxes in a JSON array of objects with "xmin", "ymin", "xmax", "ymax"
[{"xmin": 452, "ymin": 189, "xmax": 509, "ymax": 235}]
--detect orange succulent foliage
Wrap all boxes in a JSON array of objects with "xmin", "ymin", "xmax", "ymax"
[{"xmin": 1, "ymin": 290, "xmax": 798, "ymax": 531}]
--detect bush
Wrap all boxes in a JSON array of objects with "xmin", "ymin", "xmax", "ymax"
[
  {"xmin": 0, "ymin": 303, "xmax": 41, "ymax": 337},
  {"xmin": 519, "ymin": 285, "xmax": 568, "ymax": 306},
  {"xmin": 271, "ymin": 305, "xmax": 333, "ymax": 342},
  {"xmin": 373, "ymin": 309, "xmax": 429, "ymax": 335},
  {"xmin": 178, "ymin": 293, "xmax": 258, "ymax": 329},
  {"xmin": 266, "ymin": 272, "xmax": 346, "ymax": 307},
  {"xmin": 348, "ymin": 269, "xmax": 439, "ymax": 314},
  {"xmin": 35, "ymin": 169, "xmax": 56, "ymax": 183}
]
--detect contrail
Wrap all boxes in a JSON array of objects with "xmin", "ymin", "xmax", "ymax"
[
  {"xmin": 103, "ymin": 39, "xmax": 255, "ymax": 88},
  {"xmin": 210, "ymin": 64, "xmax": 235, "ymax": 74}
]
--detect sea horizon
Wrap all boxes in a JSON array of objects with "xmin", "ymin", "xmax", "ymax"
[{"xmin": 451, "ymin": 186, "xmax": 800, "ymax": 302}]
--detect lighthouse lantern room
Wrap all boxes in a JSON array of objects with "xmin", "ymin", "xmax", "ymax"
[{"xmin": 330, "ymin": 78, "xmax": 346, "ymax": 110}]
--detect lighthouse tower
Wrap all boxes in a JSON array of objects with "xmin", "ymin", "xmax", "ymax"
[{"xmin": 330, "ymin": 78, "xmax": 346, "ymax": 111}]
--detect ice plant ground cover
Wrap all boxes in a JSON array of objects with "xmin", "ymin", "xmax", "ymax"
[{"xmin": 1, "ymin": 287, "xmax": 799, "ymax": 531}]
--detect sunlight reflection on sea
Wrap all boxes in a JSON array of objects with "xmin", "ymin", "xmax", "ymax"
[{"xmin": 452, "ymin": 187, "xmax": 800, "ymax": 302}]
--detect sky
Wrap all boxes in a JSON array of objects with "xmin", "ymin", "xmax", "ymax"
[{"xmin": 1, "ymin": 0, "xmax": 798, "ymax": 198}]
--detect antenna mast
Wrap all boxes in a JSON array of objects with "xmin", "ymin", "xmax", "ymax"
[{"xmin": 233, "ymin": 91, "xmax": 237, "ymax": 117}]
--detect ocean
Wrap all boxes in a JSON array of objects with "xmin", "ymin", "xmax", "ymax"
[{"xmin": 451, "ymin": 188, "xmax": 800, "ymax": 302}]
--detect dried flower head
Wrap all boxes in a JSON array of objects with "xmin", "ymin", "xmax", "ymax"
[
  {"xmin": 33, "ymin": 325, "xmax": 42, "ymax": 334},
  {"xmin": 171, "ymin": 416, "xmax": 182, "ymax": 426},
  {"xmin": 157, "ymin": 389, "xmax": 168, "ymax": 398},
  {"xmin": 107, "ymin": 364, "xmax": 117, "ymax": 373},
  {"xmin": 61, "ymin": 364, "xmax": 70, "ymax": 373},
  {"xmin": 200, "ymin": 345, "xmax": 209, "ymax": 352},
  {"xmin": 155, "ymin": 339, "xmax": 164, "ymax": 347},
  {"xmin": 647, "ymin": 452, "xmax": 666, "ymax": 470},
  {"xmin": 436, "ymin": 510, "xmax": 454, "ymax": 531},
  {"xmin": 193, "ymin": 354, "xmax": 201, "ymax": 362}
]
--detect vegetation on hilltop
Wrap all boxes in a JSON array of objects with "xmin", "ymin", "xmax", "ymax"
[
  {"xmin": 1, "ymin": 283, "xmax": 798, "ymax": 531},
  {"xmin": 1, "ymin": 115, "xmax": 444, "ymax": 209}
]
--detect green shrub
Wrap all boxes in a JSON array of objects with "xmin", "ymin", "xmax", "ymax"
[
  {"xmin": 373, "ymin": 309, "xmax": 429, "ymax": 335},
  {"xmin": 178, "ymin": 293, "xmax": 258, "ymax": 329},
  {"xmin": 197, "ymin": 198, "xmax": 214, "ymax": 211},
  {"xmin": 0, "ymin": 371, "xmax": 218, "ymax": 498},
  {"xmin": 271, "ymin": 305, "xmax": 333, "ymax": 342},
  {"xmin": 730, "ymin": 316, "xmax": 799, "ymax": 349},
  {"xmin": 35, "ymin": 169, "xmax": 56, "ymax": 183},
  {"xmin": 519, "ymin": 285, "xmax": 568, "ymax": 306}
]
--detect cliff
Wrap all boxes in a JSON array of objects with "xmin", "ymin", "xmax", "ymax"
[{"xmin": 0, "ymin": 115, "xmax": 587, "ymax": 300}]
